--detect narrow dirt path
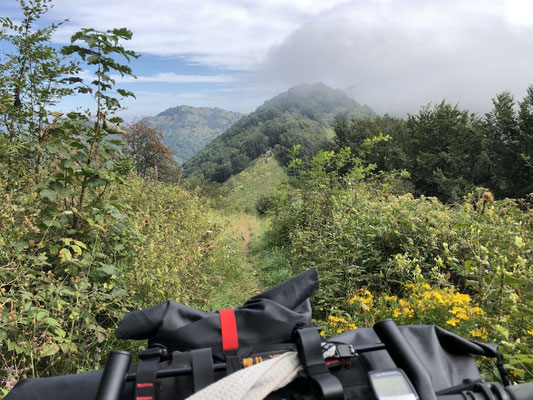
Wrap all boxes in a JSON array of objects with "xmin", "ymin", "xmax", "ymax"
[
  {"xmin": 228, "ymin": 212, "xmax": 263, "ymax": 290},
  {"xmin": 232, "ymin": 212, "xmax": 262, "ymax": 264}
]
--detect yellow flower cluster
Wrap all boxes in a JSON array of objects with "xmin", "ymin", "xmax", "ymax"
[
  {"xmin": 343, "ymin": 283, "xmax": 487, "ymax": 340},
  {"xmin": 327, "ymin": 315, "xmax": 357, "ymax": 334},
  {"xmin": 401, "ymin": 282, "xmax": 484, "ymax": 327},
  {"xmin": 348, "ymin": 288, "xmax": 374, "ymax": 312},
  {"xmin": 470, "ymin": 328, "xmax": 488, "ymax": 340}
]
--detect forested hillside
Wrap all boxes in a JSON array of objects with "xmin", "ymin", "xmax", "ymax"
[
  {"xmin": 142, "ymin": 106, "xmax": 243, "ymax": 164},
  {"xmin": 184, "ymin": 83, "xmax": 374, "ymax": 182}
]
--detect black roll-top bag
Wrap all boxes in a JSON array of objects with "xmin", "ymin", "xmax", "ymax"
[{"xmin": 4, "ymin": 268, "xmax": 528, "ymax": 400}]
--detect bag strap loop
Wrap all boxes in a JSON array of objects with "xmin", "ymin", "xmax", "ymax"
[
  {"xmin": 294, "ymin": 326, "xmax": 344, "ymax": 400},
  {"xmin": 219, "ymin": 309, "xmax": 239, "ymax": 351},
  {"xmin": 135, "ymin": 346, "xmax": 167, "ymax": 400},
  {"xmin": 191, "ymin": 348, "xmax": 215, "ymax": 392}
]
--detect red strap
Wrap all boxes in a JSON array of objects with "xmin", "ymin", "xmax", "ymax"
[{"xmin": 219, "ymin": 308, "xmax": 238, "ymax": 351}]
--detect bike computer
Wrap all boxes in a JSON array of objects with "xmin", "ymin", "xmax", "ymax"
[{"xmin": 368, "ymin": 369, "xmax": 419, "ymax": 400}]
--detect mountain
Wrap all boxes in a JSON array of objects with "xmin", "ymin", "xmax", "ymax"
[
  {"xmin": 142, "ymin": 106, "xmax": 243, "ymax": 164},
  {"xmin": 184, "ymin": 83, "xmax": 375, "ymax": 182}
]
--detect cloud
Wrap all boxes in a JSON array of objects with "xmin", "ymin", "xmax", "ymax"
[
  {"xmin": 256, "ymin": 0, "xmax": 533, "ymax": 114},
  {"xmin": 46, "ymin": 0, "xmax": 348, "ymax": 70},
  {"xmin": 114, "ymin": 72, "xmax": 236, "ymax": 84},
  {"xmin": 8, "ymin": 0, "xmax": 532, "ymax": 115}
]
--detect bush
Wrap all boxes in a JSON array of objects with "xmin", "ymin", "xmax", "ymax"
[
  {"xmin": 261, "ymin": 148, "xmax": 533, "ymax": 381},
  {"xmin": 322, "ymin": 283, "xmax": 486, "ymax": 339}
]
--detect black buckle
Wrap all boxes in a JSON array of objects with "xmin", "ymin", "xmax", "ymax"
[
  {"xmin": 335, "ymin": 344, "xmax": 354, "ymax": 359},
  {"xmin": 139, "ymin": 345, "xmax": 168, "ymax": 360}
]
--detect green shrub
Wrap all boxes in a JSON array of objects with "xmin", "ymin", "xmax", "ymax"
[
  {"xmin": 262, "ymin": 148, "xmax": 532, "ymax": 381},
  {"xmin": 0, "ymin": 172, "xmax": 262, "ymax": 395}
]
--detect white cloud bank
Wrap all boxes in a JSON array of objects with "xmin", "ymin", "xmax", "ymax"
[
  {"xmin": 256, "ymin": 0, "xmax": 533, "ymax": 114},
  {"xmin": 47, "ymin": 0, "xmax": 349, "ymax": 70},
  {"xmin": 16, "ymin": 0, "xmax": 533, "ymax": 114}
]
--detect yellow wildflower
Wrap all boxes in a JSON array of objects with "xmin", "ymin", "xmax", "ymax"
[
  {"xmin": 446, "ymin": 317, "xmax": 459, "ymax": 327},
  {"xmin": 470, "ymin": 307, "xmax": 484, "ymax": 315},
  {"xmin": 434, "ymin": 292, "xmax": 445, "ymax": 305},
  {"xmin": 402, "ymin": 307, "xmax": 414, "ymax": 318},
  {"xmin": 328, "ymin": 316, "xmax": 347, "ymax": 325},
  {"xmin": 456, "ymin": 312, "xmax": 469, "ymax": 320},
  {"xmin": 471, "ymin": 328, "xmax": 488, "ymax": 340}
]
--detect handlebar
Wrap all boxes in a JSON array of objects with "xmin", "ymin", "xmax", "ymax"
[
  {"xmin": 373, "ymin": 319, "xmax": 533, "ymax": 400},
  {"xmin": 437, "ymin": 381, "xmax": 533, "ymax": 400},
  {"xmin": 506, "ymin": 381, "xmax": 533, "ymax": 400}
]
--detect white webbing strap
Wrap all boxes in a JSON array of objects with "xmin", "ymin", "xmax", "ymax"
[{"xmin": 185, "ymin": 351, "xmax": 302, "ymax": 400}]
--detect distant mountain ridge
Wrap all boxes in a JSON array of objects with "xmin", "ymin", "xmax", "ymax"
[
  {"xmin": 142, "ymin": 105, "xmax": 243, "ymax": 164},
  {"xmin": 184, "ymin": 83, "xmax": 375, "ymax": 182}
]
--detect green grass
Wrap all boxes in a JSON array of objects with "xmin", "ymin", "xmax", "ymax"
[
  {"xmin": 249, "ymin": 218, "xmax": 294, "ymax": 288},
  {"xmin": 224, "ymin": 156, "xmax": 287, "ymax": 213}
]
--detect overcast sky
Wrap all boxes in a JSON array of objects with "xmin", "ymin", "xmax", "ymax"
[{"xmin": 2, "ymin": 0, "xmax": 533, "ymax": 117}]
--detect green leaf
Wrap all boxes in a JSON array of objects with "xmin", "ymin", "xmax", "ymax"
[
  {"xmin": 95, "ymin": 330, "xmax": 106, "ymax": 343},
  {"xmin": 73, "ymin": 240, "xmax": 87, "ymax": 249},
  {"xmin": 46, "ymin": 143, "xmax": 60, "ymax": 154},
  {"xmin": 39, "ymin": 189, "xmax": 57, "ymax": 201},
  {"xmin": 71, "ymin": 245, "xmax": 83, "ymax": 256},
  {"xmin": 59, "ymin": 248, "xmax": 72, "ymax": 263},
  {"xmin": 116, "ymin": 88, "xmax": 135, "ymax": 98},
  {"xmin": 111, "ymin": 27, "xmax": 133, "ymax": 39},
  {"xmin": 36, "ymin": 311, "xmax": 49, "ymax": 321},
  {"xmin": 98, "ymin": 263, "xmax": 118, "ymax": 276},
  {"xmin": 14, "ymin": 241, "xmax": 29, "ymax": 251},
  {"xmin": 41, "ymin": 343, "xmax": 60, "ymax": 357},
  {"xmin": 45, "ymin": 317, "xmax": 61, "ymax": 327},
  {"xmin": 53, "ymin": 328, "xmax": 67, "ymax": 338}
]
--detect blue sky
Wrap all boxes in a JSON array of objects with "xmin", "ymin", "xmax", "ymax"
[{"xmin": 2, "ymin": 0, "xmax": 533, "ymax": 119}]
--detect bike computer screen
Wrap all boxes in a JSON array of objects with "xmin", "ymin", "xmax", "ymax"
[{"xmin": 368, "ymin": 369, "xmax": 419, "ymax": 400}]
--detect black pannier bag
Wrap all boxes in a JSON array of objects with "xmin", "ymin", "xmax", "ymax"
[{"xmin": 4, "ymin": 268, "xmax": 533, "ymax": 400}]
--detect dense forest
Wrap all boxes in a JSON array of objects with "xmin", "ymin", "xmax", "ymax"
[
  {"xmin": 142, "ymin": 105, "xmax": 243, "ymax": 164},
  {"xmin": 0, "ymin": 0, "xmax": 531, "ymax": 396},
  {"xmin": 185, "ymin": 85, "xmax": 532, "ymax": 203},
  {"xmin": 184, "ymin": 83, "xmax": 374, "ymax": 182},
  {"xmin": 329, "ymin": 97, "xmax": 533, "ymax": 202}
]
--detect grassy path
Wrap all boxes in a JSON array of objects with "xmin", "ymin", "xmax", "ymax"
[{"xmin": 227, "ymin": 211, "xmax": 263, "ymax": 289}]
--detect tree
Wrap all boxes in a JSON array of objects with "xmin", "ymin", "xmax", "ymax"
[
  {"xmin": 482, "ymin": 91, "xmax": 533, "ymax": 198},
  {"xmin": 331, "ymin": 114, "xmax": 408, "ymax": 172},
  {"xmin": 404, "ymin": 102, "xmax": 484, "ymax": 202},
  {"xmin": 123, "ymin": 121, "xmax": 179, "ymax": 182},
  {"xmin": 34, "ymin": 27, "xmax": 139, "ymax": 232},
  {"xmin": 517, "ymin": 86, "xmax": 533, "ymax": 190},
  {"xmin": 0, "ymin": 0, "xmax": 80, "ymax": 180}
]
